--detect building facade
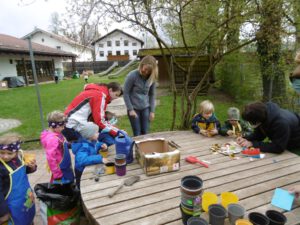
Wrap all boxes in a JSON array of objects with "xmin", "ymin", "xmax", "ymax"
[
  {"xmin": 22, "ymin": 28, "xmax": 93, "ymax": 62},
  {"xmin": 0, "ymin": 34, "xmax": 75, "ymax": 84},
  {"xmin": 92, "ymin": 29, "xmax": 144, "ymax": 61}
]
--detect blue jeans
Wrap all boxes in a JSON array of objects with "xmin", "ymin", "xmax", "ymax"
[{"xmin": 128, "ymin": 108, "xmax": 150, "ymax": 136}]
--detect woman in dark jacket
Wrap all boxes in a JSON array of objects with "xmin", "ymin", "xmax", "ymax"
[{"xmin": 237, "ymin": 102, "xmax": 300, "ymax": 153}]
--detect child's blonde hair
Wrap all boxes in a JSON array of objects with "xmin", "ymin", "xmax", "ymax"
[
  {"xmin": 0, "ymin": 133, "xmax": 22, "ymax": 145},
  {"xmin": 47, "ymin": 110, "xmax": 66, "ymax": 123},
  {"xmin": 199, "ymin": 100, "xmax": 214, "ymax": 114},
  {"xmin": 139, "ymin": 55, "xmax": 158, "ymax": 85}
]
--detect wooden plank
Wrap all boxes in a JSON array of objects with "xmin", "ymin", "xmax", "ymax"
[{"xmin": 86, "ymin": 155, "xmax": 299, "ymax": 219}]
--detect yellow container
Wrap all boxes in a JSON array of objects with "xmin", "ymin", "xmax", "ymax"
[
  {"xmin": 221, "ymin": 192, "xmax": 239, "ymax": 208},
  {"xmin": 235, "ymin": 219, "xmax": 253, "ymax": 225},
  {"xmin": 23, "ymin": 153, "xmax": 36, "ymax": 164},
  {"xmin": 202, "ymin": 192, "xmax": 218, "ymax": 212},
  {"xmin": 105, "ymin": 162, "xmax": 115, "ymax": 174},
  {"xmin": 99, "ymin": 150, "xmax": 108, "ymax": 158}
]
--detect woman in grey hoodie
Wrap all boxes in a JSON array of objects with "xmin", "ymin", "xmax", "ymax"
[{"xmin": 123, "ymin": 55, "xmax": 158, "ymax": 136}]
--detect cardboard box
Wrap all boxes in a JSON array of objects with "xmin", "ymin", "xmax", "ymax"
[{"xmin": 135, "ymin": 138, "xmax": 180, "ymax": 176}]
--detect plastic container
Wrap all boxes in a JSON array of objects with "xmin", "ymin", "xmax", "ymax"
[
  {"xmin": 187, "ymin": 217, "xmax": 209, "ymax": 225},
  {"xmin": 115, "ymin": 130, "xmax": 134, "ymax": 164},
  {"xmin": 115, "ymin": 162, "xmax": 126, "ymax": 176},
  {"xmin": 105, "ymin": 162, "xmax": 115, "ymax": 174},
  {"xmin": 228, "ymin": 203, "xmax": 245, "ymax": 225},
  {"xmin": 115, "ymin": 154, "xmax": 126, "ymax": 164},
  {"xmin": 248, "ymin": 212, "xmax": 270, "ymax": 225},
  {"xmin": 99, "ymin": 149, "xmax": 108, "ymax": 158},
  {"xmin": 208, "ymin": 204, "xmax": 227, "ymax": 225},
  {"xmin": 181, "ymin": 176, "xmax": 203, "ymax": 196},
  {"xmin": 235, "ymin": 219, "xmax": 253, "ymax": 225},
  {"xmin": 221, "ymin": 192, "xmax": 239, "ymax": 208},
  {"xmin": 265, "ymin": 210, "xmax": 287, "ymax": 225},
  {"xmin": 202, "ymin": 192, "xmax": 218, "ymax": 212},
  {"xmin": 181, "ymin": 190, "xmax": 202, "ymax": 211}
]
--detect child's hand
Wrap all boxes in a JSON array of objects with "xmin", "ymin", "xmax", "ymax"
[
  {"xmin": 289, "ymin": 185, "xmax": 300, "ymax": 199},
  {"xmin": 200, "ymin": 130, "xmax": 208, "ymax": 136},
  {"xmin": 0, "ymin": 213, "xmax": 10, "ymax": 224},
  {"xmin": 101, "ymin": 143, "xmax": 108, "ymax": 150},
  {"xmin": 102, "ymin": 158, "xmax": 109, "ymax": 164},
  {"xmin": 227, "ymin": 130, "xmax": 234, "ymax": 136},
  {"xmin": 210, "ymin": 129, "xmax": 218, "ymax": 135},
  {"xmin": 236, "ymin": 137, "xmax": 252, "ymax": 148},
  {"xmin": 26, "ymin": 159, "xmax": 37, "ymax": 169}
]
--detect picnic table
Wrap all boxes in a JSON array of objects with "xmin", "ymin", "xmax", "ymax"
[{"xmin": 80, "ymin": 131, "xmax": 300, "ymax": 225}]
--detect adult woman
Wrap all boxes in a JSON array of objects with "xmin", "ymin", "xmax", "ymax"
[
  {"xmin": 236, "ymin": 101, "xmax": 300, "ymax": 153},
  {"xmin": 123, "ymin": 55, "xmax": 158, "ymax": 136},
  {"xmin": 63, "ymin": 82, "xmax": 122, "ymax": 145}
]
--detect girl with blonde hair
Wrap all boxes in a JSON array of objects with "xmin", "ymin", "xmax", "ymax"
[{"xmin": 123, "ymin": 55, "xmax": 158, "ymax": 136}]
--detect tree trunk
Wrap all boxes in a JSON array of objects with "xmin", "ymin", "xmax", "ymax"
[{"xmin": 256, "ymin": 0, "xmax": 286, "ymax": 103}]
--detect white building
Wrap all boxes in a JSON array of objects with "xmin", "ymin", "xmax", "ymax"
[
  {"xmin": 22, "ymin": 28, "xmax": 93, "ymax": 62},
  {"xmin": 92, "ymin": 29, "xmax": 144, "ymax": 61},
  {"xmin": 0, "ymin": 33, "xmax": 75, "ymax": 84}
]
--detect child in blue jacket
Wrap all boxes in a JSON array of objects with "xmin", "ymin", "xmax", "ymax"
[
  {"xmin": 72, "ymin": 122, "xmax": 108, "ymax": 188},
  {"xmin": 191, "ymin": 100, "xmax": 221, "ymax": 137}
]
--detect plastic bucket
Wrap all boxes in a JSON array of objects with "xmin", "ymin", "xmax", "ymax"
[
  {"xmin": 265, "ymin": 210, "xmax": 287, "ymax": 225},
  {"xmin": 181, "ymin": 190, "xmax": 202, "ymax": 211},
  {"xmin": 187, "ymin": 217, "xmax": 209, "ymax": 225},
  {"xmin": 248, "ymin": 212, "xmax": 270, "ymax": 225},
  {"xmin": 235, "ymin": 219, "xmax": 253, "ymax": 225}
]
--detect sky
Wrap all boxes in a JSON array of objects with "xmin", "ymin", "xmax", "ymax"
[
  {"xmin": 0, "ymin": 0, "xmax": 138, "ymax": 38},
  {"xmin": 0, "ymin": 0, "xmax": 69, "ymax": 38}
]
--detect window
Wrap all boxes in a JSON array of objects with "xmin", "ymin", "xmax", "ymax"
[
  {"xmin": 124, "ymin": 40, "xmax": 129, "ymax": 46},
  {"xmin": 132, "ymin": 42, "xmax": 137, "ymax": 46},
  {"xmin": 99, "ymin": 51, "xmax": 104, "ymax": 57},
  {"xmin": 116, "ymin": 51, "xmax": 121, "ymax": 55},
  {"xmin": 124, "ymin": 50, "xmax": 129, "ymax": 55},
  {"xmin": 108, "ymin": 51, "xmax": 112, "ymax": 56},
  {"xmin": 99, "ymin": 43, "xmax": 104, "ymax": 47},
  {"xmin": 56, "ymin": 46, "xmax": 61, "ymax": 50},
  {"xmin": 115, "ymin": 40, "xmax": 120, "ymax": 46},
  {"xmin": 107, "ymin": 41, "xmax": 112, "ymax": 47},
  {"xmin": 133, "ymin": 50, "xmax": 137, "ymax": 55}
]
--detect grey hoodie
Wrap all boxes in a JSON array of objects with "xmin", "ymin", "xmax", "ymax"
[{"xmin": 123, "ymin": 69, "xmax": 156, "ymax": 112}]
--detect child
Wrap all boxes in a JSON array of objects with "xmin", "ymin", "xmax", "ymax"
[
  {"xmin": 219, "ymin": 107, "xmax": 252, "ymax": 138},
  {"xmin": 72, "ymin": 122, "xmax": 108, "ymax": 188},
  {"xmin": 289, "ymin": 185, "xmax": 300, "ymax": 200},
  {"xmin": 83, "ymin": 70, "xmax": 89, "ymax": 83},
  {"xmin": 98, "ymin": 111, "xmax": 118, "ymax": 147},
  {"xmin": 40, "ymin": 110, "xmax": 74, "ymax": 184},
  {"xmin": 0, "ymin": 133, "xmax": 36, "ymax": 225},
  {"xmin": 191, "ymin": 100, "xmax": 221, "ymax": 137}
]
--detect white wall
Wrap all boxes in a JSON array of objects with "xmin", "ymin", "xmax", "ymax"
[
  {"xmin": 30, "ymin": 32, "xmax": 93, "ymax": 61},
  {"xmin": 0, "ymin": 56, "xmax": 18, "ymax": 80},
  {"xmin": 94, "ymin": 31, "xmax": 143, "ymax": 61}
]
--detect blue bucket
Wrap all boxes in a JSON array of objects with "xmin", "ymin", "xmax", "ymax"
[{"xmin": 115, "ymin": 130, "xmax": 134, "ymax": 164}]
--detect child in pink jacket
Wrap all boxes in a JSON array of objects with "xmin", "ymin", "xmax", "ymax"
[{"xmin": 40, "ymin": 110, "xmax": 73, "ymax": 183}]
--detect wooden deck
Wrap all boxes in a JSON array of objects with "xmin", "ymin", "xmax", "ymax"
[{"xmin": 80, "ymin": 131, "xmax": 300, "ymax": 225}]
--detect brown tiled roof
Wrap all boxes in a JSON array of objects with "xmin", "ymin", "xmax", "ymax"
[{"xmin": 0, "ymin": 33, "xmax": 76, "ymax": 57}]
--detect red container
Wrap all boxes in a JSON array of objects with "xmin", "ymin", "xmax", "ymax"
[{"xmin": 242, "ymin": 148, "xmax": 260, "ymax": 156}]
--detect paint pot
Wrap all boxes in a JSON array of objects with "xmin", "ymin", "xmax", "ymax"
[
  {"xmin": 99, "ymin": 149, "xmax": 108, "ymax": 158},
  {"xmin": 208, "ymin": 204, "xmax": 227, "ymax": 225},
  {"xmin": 181, "ymin": 176, "xmax": 203, "ymax": 196},
  {"xmin": 187, "ymin": 217, "xmax": 209, "ymax": 225},
  {"xmin": 180, "ymin": 204, "xmax": 195, "ymax": 225},
  {"xmin": 235, "ymin": 219, "xmax": 253, "ymax": 225},
  {"xmin": 265, "ymin": 210, "xmax": 287, "ymax": 225},
  {"xmin": 115, "ymin": 154, "xmax": 126, "ymax": 165},
  {"xmin": 115, "ymin": 162, "xmax": 126, "ymax": 176},
  {"xmin": 181, "ymin": 203, "xmax": 201, "ymax": 217},
  {"xmin": 105, "ymin": 162, "xmax": 115, "ymax": 175},
  {"xmin": 228, "ymin": 203, "xmax": 245, "ymax": 225},
  {"xmin": 248, "ymin": 212, "xmax": 270, "ymax": 225},
  {"xmin": 181, "ymin": 191, "xmax": 202, "ymax": 212}
]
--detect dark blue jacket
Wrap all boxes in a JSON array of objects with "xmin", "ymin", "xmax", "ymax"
[
  {"xmin": 246, "ymin": 102, "xmax": 300, "ymax": 153},
  {"xmin": 71, "ymin": 138, "xmax": 104, "ymax": 172},
  {"xmin": 191, "ymin": 113, "xmax": 221, "ymax": 134}
]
